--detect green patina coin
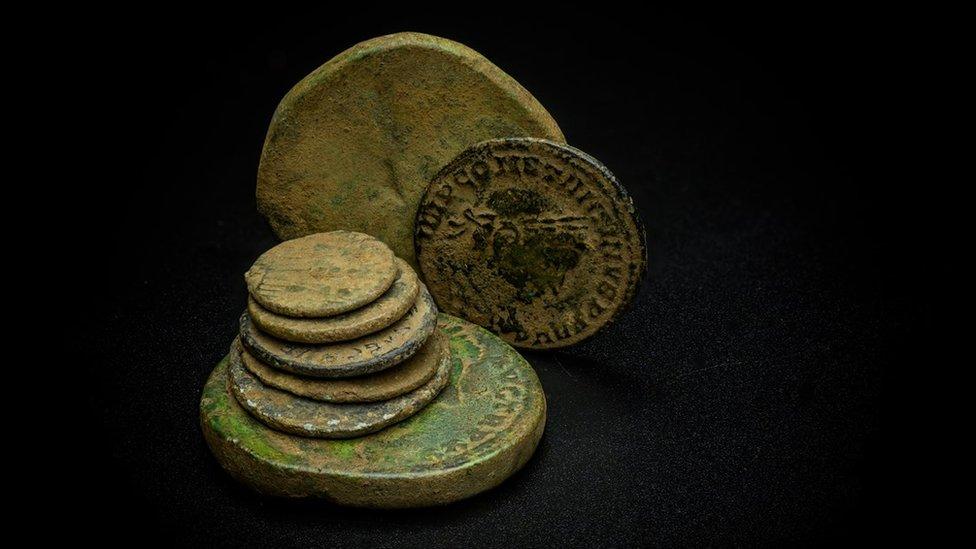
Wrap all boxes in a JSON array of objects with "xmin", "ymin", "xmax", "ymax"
[
  {"xmin": 229, "ymin": 337, "xmax": 451, "ymax": 438},
  {"xmin": 245, "ymin": 231, "xmax": 397, "ymax": 318},
  {"xmin": 200, "ymin": 314, "xmax": 546, "ymax": 508},
  {"xmin": 256, "ymin": 32, "xmax": 565, "ymax": 269},
  {"xmin": 415, "ymin": 138, "xmax": 647, "ymax": 349},
  {"xmin": 248, "ymin": 258, "xmax": 421, "ymax": 343},
  {"xmin": 239, "ymin": 287, "xmax": 438, "ymax": 378},
  {"xmin": 240, "ymin": 328, "xmax": 447, "ymax": 403}
]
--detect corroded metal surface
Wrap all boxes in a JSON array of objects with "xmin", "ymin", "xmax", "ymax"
[
  {"xmin": 239, "ymin": 287, "xmax": 438, "ymax": 377},
  {"xmin": 228, "ymin": 338, "xmax": 450, "ymax": 438},
  {"xmin": 239, "ymin": 329, "xmax": 446, "ymax": 403},
  {"xmin": 201, "ymin": 314, "xmax": 546, "ymax": 507},
  {"xmin": 248, "ymin": 258, "xmax": 420, "ymax": 343},
  {"xmin": 415, "ymin": 138, "xmax": 646, "ymax": 349},
  {"xmin": 256, "ymin": 32, "xmax": 565, "ymax": 268},
  {"xmin": 245, "ymin": 231, "xmax": 396, "ymax": 317}
]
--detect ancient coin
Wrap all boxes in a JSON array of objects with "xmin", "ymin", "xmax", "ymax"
[
  {"xmin": 245, "ymin": 231, "xmax": 397, "ymax": 318},
  {"xmin": 256, "ymin": 32, "xmax": 565, "ymax": 269},
  {"xmin": 415, "ymin": 138, "xmax": 647, "ymax": 349},
  {"xmin": 228, "ymin": 338, "xmax": 450, "ymax": 438},
  {"xmin": 239, "ymin": 287, "xmax": 438, "ymax": 377},
  {"xmin": 201, "ymin": 314, "xmax": 546, "ymax": 507},
  {"xmin": 240, "ymin": 328, "xmax": 447, "ymax": 402},
  {"xmin": 247, "ymin": 258, "xmax": 420, "ymax": 343}
]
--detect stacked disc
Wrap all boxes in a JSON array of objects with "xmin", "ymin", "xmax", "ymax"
[{"xmin": 230, "ymin": 230, "xmax": 449, "ymax": 438}]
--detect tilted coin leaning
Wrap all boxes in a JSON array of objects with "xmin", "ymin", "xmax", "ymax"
[{"xmin": 415, "ymin": 137, "xmax": 646, "ymax": 349}]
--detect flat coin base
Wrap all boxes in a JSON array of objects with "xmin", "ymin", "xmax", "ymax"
[{"xmin": 200, "ymin": 314, "xmax": 546, "ymax": 508}]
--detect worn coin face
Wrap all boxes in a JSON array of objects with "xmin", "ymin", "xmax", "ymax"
[
  {"xmin": 256, "ymin": 32, "xmax": 564, "ymax": 269},
  {"xmin": 228, "ymin": 337, "xmax": 451, "ymax": 438},
  {"xmin": 201, "ymin": 314, "xmax": 546, "ymax": 507},
  {"xmin": 239, "ymin": 329, "xmax": 447, "ymax": 403},
  {"xmin": 239, "ymin": 287, "xmax": 438, "ymax": 377},
  {"xmin": 415, "ymin": 138, "xmax": 647, "ymax": 349},
  {"xmin": 247, "ymin": 258, "xmax": 420, "ymax": 343},
  {"xmin": 245, "ymin": 231, "xmax": 397, "ymax": 318}
]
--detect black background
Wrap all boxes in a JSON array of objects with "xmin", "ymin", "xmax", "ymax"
[{"xmin": 72, "ymin": 6, "xmax": 912, "ymax": 546}]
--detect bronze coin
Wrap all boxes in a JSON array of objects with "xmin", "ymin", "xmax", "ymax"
[
  {"xmin": 200, "ymin": 313, "xmax": 546, "ymax": 507},
  {"xmin": 245, "ymin": 231, "xmax": 397, "ymax": 318},
  {"xmin": 239, "ymin": 329, "xmax": 447, "ymax": 402},
  {"xmin": 415, "ymin": 138, "xmax": 646, "ymax": 349},
  {"xmin": 239, "ymin": 286, "xmax": 438, "ymax": 377},
  {"xmin": 228, "ymin": 337, "xmax": 451, "ymax": 438},
  {"xmin": 247, "ymin": 258, "xmax": 421, "ymax": 343},
  {"xmin": 256, "ymin": 32, "xmax": 564, "ymax": 269}
]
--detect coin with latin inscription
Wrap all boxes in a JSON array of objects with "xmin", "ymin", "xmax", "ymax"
[
  {"xmin": 239, "ymin": 329, "xmax": 447, "ymax": 403},
  {"xmin": 245, "ymin": 231, "xmax": 397, "ymax": 318},
  {"xmin": 256, "ymin": 32, "xmax": 565, "ymax": 269},
  {"xmin": 248, "ymin": 258, "xmax": 421, "ymax": 343},
  {"xmin": 228, "ymin": 338, "xmax": 451, "ymax": 438},
  {"xmin": 415, "ymin": 138, "xmax": 646, "ymax": 349},
  {"xmin": 200, "ymin": 314, "xmax": 546, "ymax": 507},
  {"xmin": 239, "ymin": 287, "xmax": 438, "ymax": 377}
]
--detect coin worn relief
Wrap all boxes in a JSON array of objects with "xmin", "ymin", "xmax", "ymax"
[
  {"xmin": 256, "ymin": 32, "xmax": 565, "ymax": 268},
  {"xmin": 415, "ymin": 138, "xmax": 646, "ymax": 349}
]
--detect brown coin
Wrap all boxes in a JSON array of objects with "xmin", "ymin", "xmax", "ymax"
[
  {"xmin": 240, "ymin": 329, "xmax": 447, "ymax": 402},
  {"xmin": 247, "ymin": 258, "xmax": 420, "ymax": 343},
  {"xmin": 239, "ymin": 286, "xmax": 438, "ymax": 377},
  {"xmin": 228, "ymin": 338, "xmax": 451, "ymax": 438},
  {"xmin": 245, "ymin": 231, "xmax": 396, "ymax": 318},
  {"xmin": 255, "ymin": 32, "xmax": 564, "ymax": 269},
  {"xmin": 415, "ymin": 138, "xmax": 646, "ymax": 349}
]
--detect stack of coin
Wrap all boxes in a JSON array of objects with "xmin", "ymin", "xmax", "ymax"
[{"xmin": 229, "ymin": 230, "xmax": 449, "ymax": 438}]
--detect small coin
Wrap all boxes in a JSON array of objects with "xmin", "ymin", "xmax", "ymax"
[
  {"xmin": 245, "ymin": 231, "xmax": 397, "ymax": 318},
  {"xmin": 228, "ymin": 337, "xmax": 451, "ymax": 438},
  {"xmin": 240, "ymin": 329, "xmax": 447, "ymax": 402},
  {"xmin": 415, "ymin": 138, "xmax": 647, "ymax": 349},
  {"xmin": 247, "ymin": 258, "xmax": 420, "ymax": 343},
  {"xmin": 256, "ymin": 32, "xmax": 565, "ymax": 269},
  {"xmin": 239, "ymin": 286, "xmax": 438, "ymax": 377},
  {"xmin": 200, "ymin": 313, "xmax": 546, "ymax": 507}
]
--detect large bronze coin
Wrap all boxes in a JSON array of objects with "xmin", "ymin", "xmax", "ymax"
[
  {"xmin": 228, "ymin": 338, "xmax": 450, "ymax": 438},
  {"xmin": 415, "ymin": 138, "xmax": 646, "ymax": 349},
  {"xmin": 245, "ymin": 231, "xmax": 396, "ymax": 318},
  {"xmin": 256, "ymin": 32, "xmax": 564, "ymax": 269},
  {"xmin": 239, "ymin": 287, "xmax": 437, "ymax": 378},
  {"xmin": 239, "ymin": 329, "xmax": 447, "ymax": 403},
  {"xmin": 248, "ymin": 258, "xmax": 420, "ymax": 343},
  {"xmin": 201, "ymin": 314, "xmax": 546, "ymax": 507}
]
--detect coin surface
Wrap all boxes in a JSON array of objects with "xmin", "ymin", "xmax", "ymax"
[
  {"xmin": 228, "ymin": 338, "xmax": 450, "ymax": 438},
  {"xmin": 201, "ymin": 314, "xmax": 546, "ymax": 507},
  {"xmin": 245, "ymin": 231, "xmax": 397, "ymax": 318},
  {"xmin": 239, "ymin": 329, "xmax": 447, "ymax": 402},
  {"xmin": 256, "ymin": 32, "xmax": 565, "ymax": 269},
  {"xmin": 239, "ymin": 287, "xmax": 438, "ymax": 377},
  {"xmin": 415, "ymin": 138, "xmax": 646, "ymax": 349},
  {"xmin": 248, "ymin": 258, "xmax": 420, "ymax": 343}
]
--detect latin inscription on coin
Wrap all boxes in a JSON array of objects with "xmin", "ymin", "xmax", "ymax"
[{"xmin": 415, "ymin": 138, "xmax": 646, "ymax": 349}]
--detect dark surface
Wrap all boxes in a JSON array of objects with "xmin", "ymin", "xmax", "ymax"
[{"xmin": 73, "ymin": 7, "xmax": 907, "ymax": 546}]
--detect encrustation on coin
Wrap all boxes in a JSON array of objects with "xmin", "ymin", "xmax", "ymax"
[
  {"xmin": 245, "ymin": 231, "xmax": 396, "ymax": 318},
  {"xmin": 239, "ymin": 286, "xmax": 438, "ymax": 377},
  {"xmin": 247, "ymin": 258, "xmax": 420, "ymax": 343},
  {"xmin": 256, "ymin": 32, "xmax": 565, "ymax": 269},
  {"xmin": 415, "ymin": 138, "xmax": 646, "ymax": 349},
  {"xmin": 239, "ymin": 329, "xmax": 448, "ymax": 402},
  {"xmin": 228, "ymin": 338, "xmax": 451, "ymax": 438},
  {"xmin": 201, "ymin": 314, "xmax": 546, "ymax": 507}
]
